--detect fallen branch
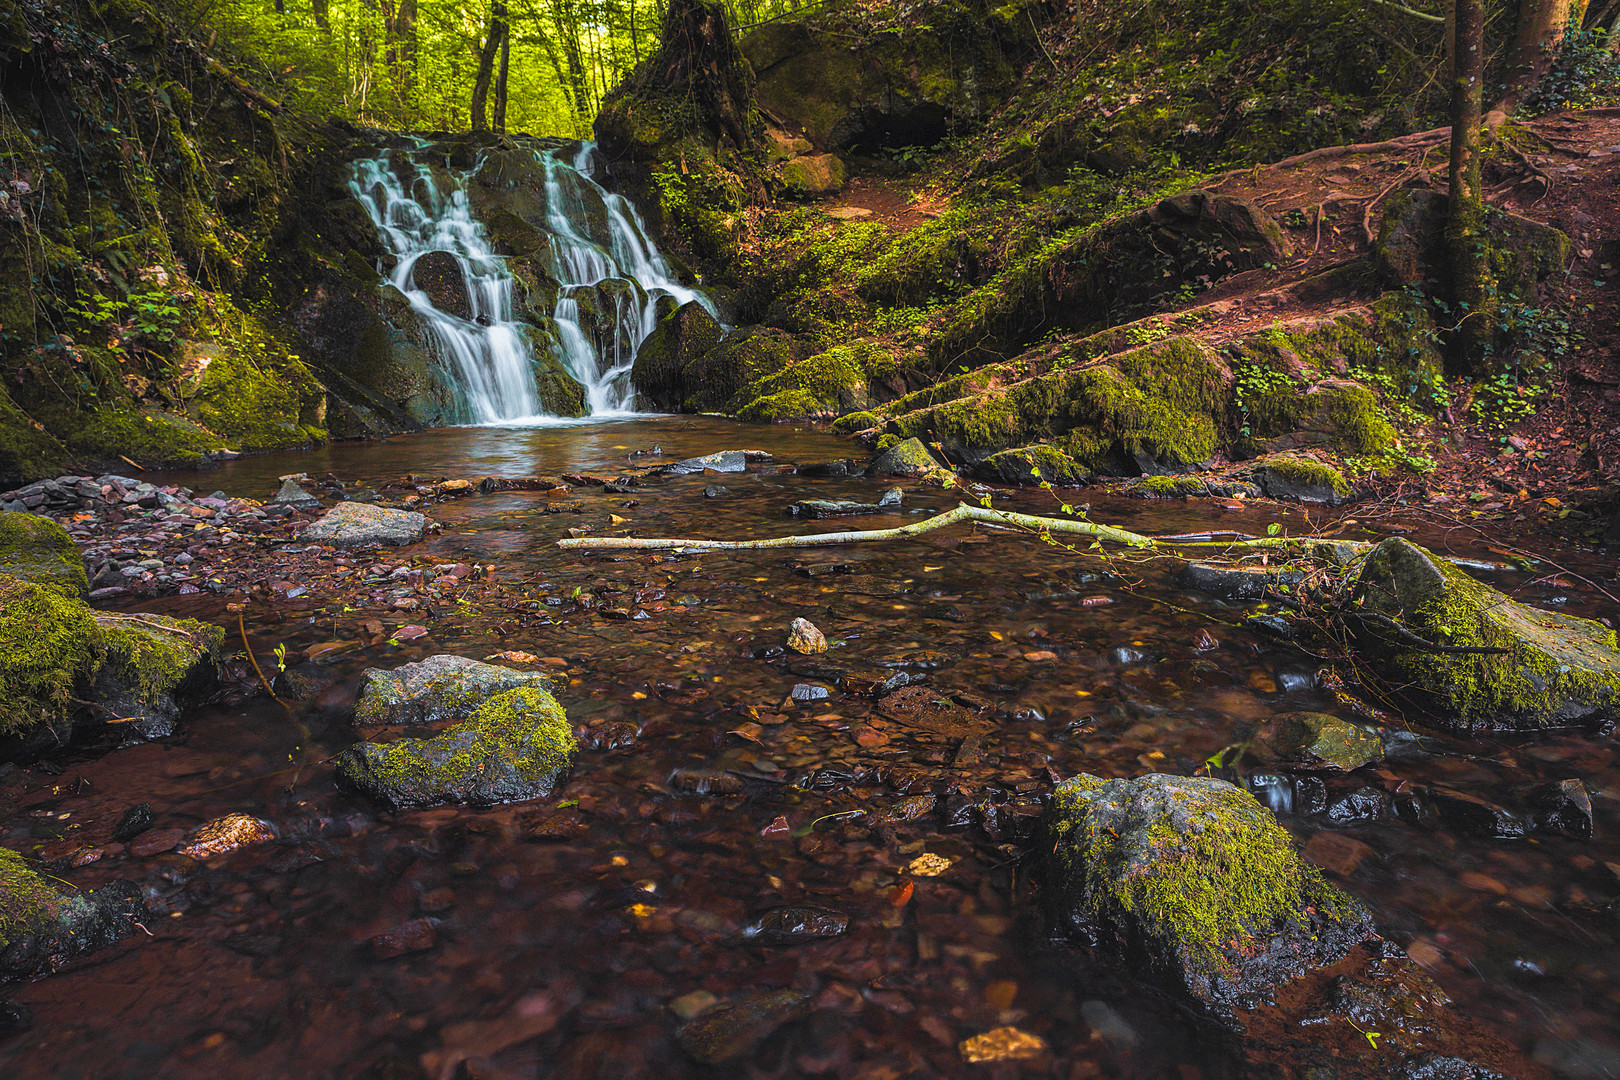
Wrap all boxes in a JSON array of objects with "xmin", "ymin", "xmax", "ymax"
[
  {"xmin": 558, "ymin": 503, "xmax": 1157, "ymax": 551},
  {"xmin": 96, "ymin": 612, "xmax": 197, "ymax": 639}
]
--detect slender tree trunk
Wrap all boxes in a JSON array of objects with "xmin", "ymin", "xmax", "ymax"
[
  {"xmin": 312, "ymin": 0, "xmax": 330, "ymax": 31},
  {"xmin": 383, "ymin": 0, "xmax": 418, "ymax": 102},
  {"xmin": 1446, "ymin": 0, "xmax": 1492, "ymax": 366},
  {"xmin": 470, "ymin": 0, "xmax": 508, "ymax": 132},
  {"xmin": 493, "ymin": 29, "xmax": 511, "ymax": 133}
]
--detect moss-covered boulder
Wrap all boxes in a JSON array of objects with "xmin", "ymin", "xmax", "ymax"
[
  {"xmin": 732, "ymin": 342, "xmax": 890, "ymax": 422},
  {"xmin": 1042, "ymin": 773, "xmax": 1375, "ymax": 1025},
  {"xmin": 870, "ymin": 437, "xmax": 940, "ymax": 477},
  {"xmin": 0, "ymin": 389, "xmax": 72, "ymax": 488},
  {"xmin": 1254, "ymin": 454, "xmax": 1352, "ymax": 504},
  {"xmin": 337, "ymin": 685, "xmax": 576, "ymax": 810},
  {"xmin": 1352, "ymin": 538, "xmax": 1620, "ymax": 731},
  {"xmin": 972, "ymin": 445, "xmax": 1090, "ymax": 487},
  {"xmin": 632, "ymin": 300, "xmax": 724, "ymax": 410},
  {"xmin": 0, "ymin": 512, "xmax": 88, "ymax": 597},
  {"xmin": 90, "ymin": 613, "xmax": 224, "ymax": 741},
  {"xmin": 0, "ymin": 575, "xmax": 100, "ymax": 742},
  {"xmin": 680, "ymin": 327, "xmax": 800, "ymax": 412},
  {"xmin": 354, "ymin": 654, "xmax": 566, "ymax": 727},
  {"xmin": 779, "ymin": 153, "xmax": 847, "ymax": 197},
  {"xmin": 0, "ymin": 847, "xmax": 142, "ymax": 983}
]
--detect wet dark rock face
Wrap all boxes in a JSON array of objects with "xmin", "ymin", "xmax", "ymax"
[{"xmin": 0, "ymin": 881, "xmax": 143, "ymax": 983}]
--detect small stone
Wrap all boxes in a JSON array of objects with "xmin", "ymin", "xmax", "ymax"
[
  {"xmin": 787, "ymin": 617, "xmax": 827, "ymax": 655},
  {"xmin": 176, "ymin": 814, "xmax": 274, "ymax": 859},
  {"xmin": 739, "ymin": 905, "xmax": 851, "ymax": 945},
  {"xmin": 111, "ymin": 803, "xmax": 153, "ymax": 842},
  {"xmin": 369, "ymin": 918, "xmax": 437, "ymax": 959},
  {"xmin": 270, "ymin": 478, "xmax": 320, "ymax": 509},
  {"xmin": 128, "ymin": 827, "xmax": 186, "ymax": 857},
  {"xmin": 959, "ymin": 1026, "xmax": 1048, "ymax": 1063},
  {"xmin": 392, "ymin": 625, "xmax": 430, "ymax": 642},
  {"xmin": 908, "ymin": 853, "xmax": 953, "ymax": 877},
  {"xmin": 675, "ymin": 989, "xmax": 812, "ymax": 1065},
  {"xmin": 669, "ymin": 990, "xmax": 722, "ymax": 1022},
  {"xmin": 703, "ymin": 485, "xmax": 728, "ymax": 498},
  {"xmin": 302, "ymin": 502, "xmax": 427, "ymax": 547}
]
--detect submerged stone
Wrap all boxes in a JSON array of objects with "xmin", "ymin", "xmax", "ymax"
[
  {"xmin": 1252, "ymin": 712, "xmax": 1383, "ymax": 772},
  {"xmin": 302, "ymin": 502, "xmax": 427, "ymax": 547},
  {"xmin": 786, "ymin": 617, "xmax": 828, "ymax": 655},
  {"xmin": 739, "ymin": 904, "xmax": 850, "ymax": 944},
  {"xmin": 338, "ymin": 685, "xmax": 576, "ymax": 810},
  {"xmin": 789, "ymin": 487, "xmax": 902, "ymax": 518},
  {"xmin": 354, "ymin": 654, "xmax": 565, "ymax": 726},
  {"xmin": 1352, "ymin": 538, "xmax": 1620, "ymax": 730},
  {"xmin": 1180, "ymin": 561, "xmax": 1306, "ymax": 600},
  {"xmin": 675, "ymin": 987, "xmax": 813, "ymax": 1065},
  {"xmin": 0, "ymin": 512, "xmax": 88, "ymax": 597},
  {"xmin": 1042, "ymin": 773, "xmax": 1375, "ymax": 1025}
]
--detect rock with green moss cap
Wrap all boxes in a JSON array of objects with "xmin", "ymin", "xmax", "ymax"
[
  {"xmin": 1255, "ymin": 454, "xmax": 1352, "ymax": 505},
  {"xmin": 779, "ymin": 153, "xmax": 847, "ymax": 197},
  {"xmin": 973, "ymin": 445, "xmax": 1090, "ymax": 487},
  {"xmin": 1251, "ymin": 712, "xmax": 1383, "ymax": 772},
  {"xmin": 338, "ymin": 685, "xmax": 576, "ymax": 810},
  {"xmin": 1043, "ymin": 772, "xmax": 1375, "ymax": 1025},
  {"xmin": 0, "ymin": 846, "xmax": 142, "ymax": 982},
  {"xmin": 632, "ymin": 301, "xmax": 724, "ymax": 410},
  {"xmin": 0, "ymin": 575, "xmax": 101, "ymax": 744},
  {"xmin": 90, "ymin": 613, "xmax": 224, "ymax": 740},
  {"xmin": 0, "ymin": 512, "xmax": 88, "ymax": 597},
  {"xmin": 870, "ymin": 437, "xmax": 939, "ymax": 478},
  {"xmin": 1352, "ymin": 538, "xmax": 1620, "ymax": 731},
  {"xmin": 354, "ymin": 654, "xmax": 566, "ymax": 727}
]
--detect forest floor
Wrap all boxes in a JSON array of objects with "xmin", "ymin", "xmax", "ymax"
[{"xmin": 813, "ymin": 110, "xmax": 1620, "ymax": 550}]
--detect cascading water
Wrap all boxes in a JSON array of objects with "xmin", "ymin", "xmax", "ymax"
[{"xmin": 348, "ymin": 140, "xmax": 714, "ymax": 424}]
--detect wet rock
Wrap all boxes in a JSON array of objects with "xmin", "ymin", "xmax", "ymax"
[
  {"xmin": 410, "ymin": 250, "xmax": 473, "ymax": 320},
  {"xmin": 354, "ymin": 654, "xmax": 564, "ymax": 726},
  {"xmin": 0, "ymin": 999, "xmax": 31, "ymax": 1040},
  {"xmin": 973, "ymin": 445, "xmax": 1090, "ymax": 487},
  {"xmin": 369, "ymin": 918, "xmax": 437, "ymax": 959},
  {"xmin": 176, "ymin": 814, "xmax": 275, "ymax": 859},
  {"xmin": 703, "ymin": 484, "xmax": 728, "ymax": 497},
  {"xmin": 270, "ymin": 478, "xmax": 321, "ymax": 510},
  {"xmin": 1255, "ymin": 455, "xmax": 1352, "ymax": 504},
  {"xmin": 1180, "ymin": 561, "xmax": 1306, "ymax": 600},
  {"xmin": 959, "ymin": 1026, "xmax": 1049, "ymax": 1063},
  {"xmin": 789, "ymin": 487, "xmax": 903, "ymax": 518},
  {"xmin": 790, "ymin": 682, "xmax": 832, "ymax": 703},
  {"xmin": 1252, "ymin": 712, "xmax": 1383, "ymax": 772},
  {"xmin": 0, "ymin": 512, "xmax": 89, "ymax": 597},
  {"xmin": 1351, "ymin": 538, "xmax": 1620, "ymax": 730},
  {"xmin": 302, "ymin": 502, "xmax": 427, "ymax": 547},
  {"xmin": 739, "ymin": 905, "xmax": 850, "ymax": 945},
  {"xmin": 797, "ymin": 460, "xmax": 866, "ymax": 478},
  {"xmin": 128, "ymin": 828, "xmax": 185, "ymax": 857},
  {"xmin": 786, "ymin": 617, "xmax": 828, "ymax": 655},
  {"xmin": 1397, "ymin": 1054, "xmax": 1511, "ymax": 1080},
  {"xmin": 338, "ymin": 685, "xmax": 576, "ymax": 810},
  {"xmin": 658, "ymin": 449, "xmax": 769, "ymax": 475},
  {"xmin": 841, "ymin": 670, "xmax": 921, "ymax": 698},
  {"xmin": 1245, "ymin": 614, "xmax": 1297, "ymax": 638},
  {"xmin": 1042, "ymin": 773, "xmax": 1376, "ymax": 1025},
  {"xmin": 0, "ymin": 847, "xmax": 142, "ymax": 982},
  {"xmin": 1426, "ymin": 787, "xmax": 1526, "ymax": 839},
  {"xmin": 675, "ymin": 988, "xmax": 813, "ymax": 1065},
  {"xmin": 870, "ymin": 437, "xmax": 939, "ymax": 478},
  {"xmin": 1324, "ymin": 786, "xmax": 1392, "ymax": 826},
  {"xmin": 111, "ymin": 803, "xmax": 153, "ymax": 842},
  {"xmin": 90, "ymin": 612, "xmax": 224, "ymax": 740},
  {"xmin": 1528, "ymin": 778, "xmax": 1593, "ymax": 839}
]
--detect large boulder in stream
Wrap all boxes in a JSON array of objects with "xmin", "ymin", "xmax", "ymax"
[
  {"xmin": 1042, "ymin": 773, "xmax": 1376, "ymax": 1026},
  {"xmin": 338, "ymin": 686, "xmax": 576, "ymax": 810},
  {"xmin": 0, "ymin": 847, "xmax": 142, "ymax": 983},
  {"xmin": 632, "ymin": 301, "xmax": 723, "ymax": 410},
  {"xmin": 409, "ymin": 251, "xmax": 473, "ymax": 321},
  {"xmin": 354, "ymin": 654, "xmax": 565, "ymax": 726},
  {"xmin": 1351, "ymin": 537, "xmax": 1620, "ymax": 731}
]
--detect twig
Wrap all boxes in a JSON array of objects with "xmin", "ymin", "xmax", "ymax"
[
  {"xmin": 238, "ymin": 611, "xmax": 288, "ymax": 708},
  {"xmin": 1365, "ymin": 0, "xmax": 1445, "ymax": 23},
  {"xmin": 1362, "ymin": 170, "xmax": 1414, "ymax": 244},
  {"xmin": 95, "ymin": 612, "xmax": 198, "ymax": 638},
  {"xmin": 118, "ymin": 454, "xmax": 145, "ymax": 472}
]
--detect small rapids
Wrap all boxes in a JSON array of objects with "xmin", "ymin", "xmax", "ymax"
[{"xmin": 348, "ymin": 140, "xmax": 714, "ymax": 423}]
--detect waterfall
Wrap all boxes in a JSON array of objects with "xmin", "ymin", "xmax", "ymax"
[{"xmin": 348, "ymin": 140, "xmax": 714, "ymax": 425}]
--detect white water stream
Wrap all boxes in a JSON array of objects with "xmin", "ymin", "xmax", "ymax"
[{"xmin": 348, "ymin": 140, "xmax": 713, "ymax": 424}]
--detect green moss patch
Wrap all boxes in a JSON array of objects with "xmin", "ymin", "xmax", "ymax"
[
  {"xmin": 0, "ymin": 512, "xmax": 89, "ymax": 597},
  {"xmin": 96, "ymin": 614, "xmax": 224, "ymax": 716},
  {"xmin": 733, "ymin": 342, "xmax": 893, "ymax": 422},
  {"xmin": 0, "ymin": 847, "xmax": 59, "ymax": 949},
  {"xmin": 0, "ymin": 574, "xmax": 101, "ymax": 739}
]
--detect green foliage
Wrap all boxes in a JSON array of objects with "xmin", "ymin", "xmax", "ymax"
[
  {"xmin": 1518, "ymin": 28, "xmax": 1620, "ymax": 117},
  {"xmin": 1233, "ymin": 363, "xmax": 1298, "ymax": 439}
]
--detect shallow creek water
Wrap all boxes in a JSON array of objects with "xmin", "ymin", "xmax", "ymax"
[{"xmin": 3, "ymin": 417, "xmax": 1618, "ymax": 1079}]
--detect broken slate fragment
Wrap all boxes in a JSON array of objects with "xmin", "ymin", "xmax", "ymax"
[
  {"xmin": 270, "ymin": 478, "xmax": 321, "ymax": 509},
  {"xmin": 657, "ymin": 450, "xmax": 772, "ymax": 475}
]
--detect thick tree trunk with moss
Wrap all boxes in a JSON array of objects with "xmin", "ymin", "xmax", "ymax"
[
  {"xmin": 1445, "ymin": 0, "xmax": 1492, "ymax": 366},
  {"xmin": 1514, "ymin": 0, "xmax": 1581, "ymax": 84}
]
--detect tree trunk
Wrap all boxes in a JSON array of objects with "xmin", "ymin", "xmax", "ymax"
[
  {"xmin": 312, "ymin": 0, "xmax": 329, "ymax": 31},
  {"xmin": 1514, "ymin": 0, "xmax": 1575, "ymax": 83},
  {"xmin": 469, "ymin": 0, "xmax": 508, "ymax": 132},
  {"xmin": 493, "ymin": 29, "xmax": 511, "ymax": 133},
  {"xmin": 1446, "ymin": 0, "xmax": 1492, "ymax": 366},
  {"xmin": 384, "ymin": 0, "xmax": 418, "ymax": 101}
]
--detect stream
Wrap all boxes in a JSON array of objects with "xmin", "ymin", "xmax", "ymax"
[{"xmin": 2, "ymin": 418, "xmax": 1618, "ymax": 1078}]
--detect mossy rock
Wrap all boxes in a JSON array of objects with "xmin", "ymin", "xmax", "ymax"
[
  {"xmin": 972, "ymin": 445, "xmax": 1090, "ymax": 486},
  {"xmin": 1126, "ymin": 475, "xmax": 1209, "ymax": 499},
  {"xmin": 732, "ymin": 341, "xmax": 889, "ymax": 421},
  {"xmin": 680, "ymin": 327, "xmax": 798, "ymax": 412},
  {"xmin": 515, "ymin": 326, "xmax": 588, "ymax": 418},
  {"xmin": 1352, "ymin": 538, "xmax": 1620, "ymax": 731},
  {"xmin": 0, "ymin": 846, "xmax": 142, "ymax": 979},
  {"xmin": 1042, "ymin": 772, "xmax": 1375, "ymax": 1025},
  {"xmin": 185, "ymin": 324, "xmax": 328, "ymax": 454},
  {"xmin": 0, "ymin": 574, "xmax": 100, "ymax": 741},
  {"xmin": 354, "ymin": 654, "xmax": 566, "ymax": 727},
  {"xmin": 632, "ymin": 300, "xmax": 724, "ymax": 410},
  {"xmin": 830, "ymin": 410, "xmax": 880, "ymax": 436},
  {"xmin": 1250, "ymin": 712, "xmax": 1384, "ymax": 772},
  {"xmin": 337, "ymin": 685, "xmax": 577, "ymax": 810},
  {"xmin": 1255, "ymin": 453, "xmax": 1352, "ymax": 504},
  {"xmin": 869, "ymin": 436, "xmax": 940, "ymax": 477},
  {"xmin": 0, "ymin": 512, "xmax": 88, "ymax": 597},
  {"xmin": 90, "ymin": 613, "xmax": 223, "ymax": 741},
  {"xmin": 779, "ymin": 153, "xmax": 848, "ymax": 197}
]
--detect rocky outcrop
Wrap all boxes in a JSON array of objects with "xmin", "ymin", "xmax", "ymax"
[
  {"xmin": 631, "ymin": 301, "xmax": 724, "ymax": 410},
  {"xmin": 338, "ymin": 685, "xmax": 576, "ymax": 810},
  {"xmin": 1042, "ymin": 773, "xmax": 1376, "ymax": 1026},
  {"xmin": 0, "ymin": 847, "xmax": 142, "ymax": 982},
  {"xmin": 1351, "ymin": 538, "xmax": 1620, "ymax": 730}
]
